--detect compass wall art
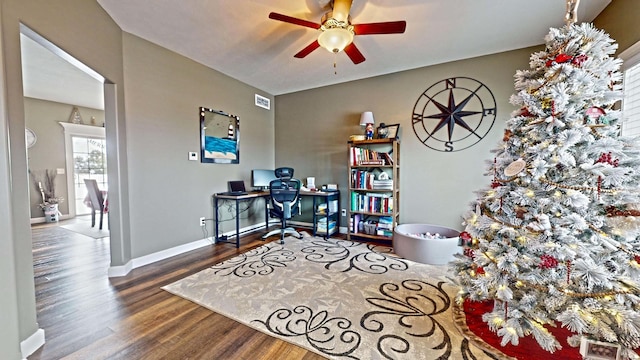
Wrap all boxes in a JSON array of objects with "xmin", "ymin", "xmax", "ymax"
[{"xmin": 412, "ymin": 77, "xmax": 497, "ymax": 152}]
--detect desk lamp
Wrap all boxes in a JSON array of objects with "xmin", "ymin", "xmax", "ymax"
[{"xmin": 360, "ymin": 111, "xmax": 375, "ymax": 140}]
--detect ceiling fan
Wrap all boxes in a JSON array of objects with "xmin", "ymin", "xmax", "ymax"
[{"xmin": 268, "ymin": 0, "xmax": 406, "ymax": 64}]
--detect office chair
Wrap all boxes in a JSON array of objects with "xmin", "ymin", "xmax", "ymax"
[
  {"xmin": 262, "ymin": 167, "xmax": 303, "ymax": 244},
  {"xmin": 84, "ymin": 179, "xmax": 107, "ymax": 230}
]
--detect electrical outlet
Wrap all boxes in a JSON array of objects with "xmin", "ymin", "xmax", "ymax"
[
  {"xmin": 199, "ymin": 217, "xmax": 205, "ymax": 226},
  {"xmin": 341, "ymin": 209, "xmax": 347, "ymax": 216}
]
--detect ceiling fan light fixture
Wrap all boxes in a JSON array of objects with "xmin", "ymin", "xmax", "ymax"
[{"xmin": 318, "ymin": 19, "xmax": 354, "ymax": 53}]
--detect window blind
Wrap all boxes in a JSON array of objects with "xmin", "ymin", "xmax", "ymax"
[{"xmin": 622, "ymin": 62, "xmax": 640, "ymax": 137}]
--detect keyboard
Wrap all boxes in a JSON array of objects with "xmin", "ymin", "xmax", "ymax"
[{"xmin": 219, "ymin": 191, "xmax": 248, "ymax": 196}]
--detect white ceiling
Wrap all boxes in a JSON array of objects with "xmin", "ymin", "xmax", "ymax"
[
  {"xmin": 21, "ymin": 0, "xmax": 611, "ymax": 110},
  {"xmin": 21, "ymin": 33, "xmax": 105, "ymax": 110}
]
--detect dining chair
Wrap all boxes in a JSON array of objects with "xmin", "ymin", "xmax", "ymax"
[{"xmin": 84, "ymin": 179, "xmax": 107, "ymax": 230}]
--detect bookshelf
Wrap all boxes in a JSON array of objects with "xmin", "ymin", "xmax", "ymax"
[{"xmin": 347, "ymin": 138, "xmax": 399, "ymax": 242}]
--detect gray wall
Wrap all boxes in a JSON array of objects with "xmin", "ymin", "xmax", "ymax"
[
  {"xmin": 25, "ymin": 98, "xmax": 105, "ymax": 218},
  {"xmin": 122, "ymin": 33, "xmax": 275, "ymax": 257},
  {"xmin": 593, "ymin": 0, "xmax": 640, "ymax": 54},
  {"xmin": 275, "ymin": 47, "xmax": 533, "ymax": 230},
  {"xmin": 0, "ymin": 2, "xmax": 21, "ymax": 358}
]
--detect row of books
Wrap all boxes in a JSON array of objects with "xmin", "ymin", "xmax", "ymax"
[
  {"xmin": 350, "ymin": 215, "xmax": 394, "ymax": 237},
  {"xmin": 349, "ymin": 147, "xmax": 393, "ymax": 166},
  {"xmin": 376, "ymin": 216, "xmax": 394, "ymax": 237},
  {"xmin": 350, "ymin": 192, "xmax": 393, "ymax": 214},
  {"xmin": 316, "ymin": 199, "xmax": 339, "ymax": 214},
  {"xmin": 351, "ymin": 170, "xmax": 394, "ymax": 190},
  {"xmin": 372, "ymin": 179, "xmax": 393, "ymax": 190},
  {"xmin": 316, "ymin": 218, "xmax": 337, "ymax": 235}
]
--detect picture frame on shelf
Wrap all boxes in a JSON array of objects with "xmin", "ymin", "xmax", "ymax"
[
  {"xmin": 384, "ymin": 124, "xmax": 400, "ymax": 139},
  {"xmin": 376, "ymin": 123, "xmax": 388, "ymax": 139}
]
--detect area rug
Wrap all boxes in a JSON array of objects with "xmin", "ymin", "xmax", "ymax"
[
  {"xmin": 60, "ymin": 222, "xmax": 109, "ymax": 239},
  {"xmin": 163, "ymin": 236, "xmax": 511, "ymax": 359}
]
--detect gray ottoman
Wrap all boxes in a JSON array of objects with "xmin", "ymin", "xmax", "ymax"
[{"xmin": 393, "ymin": 224, "xmax": 461, "ymax": 265}]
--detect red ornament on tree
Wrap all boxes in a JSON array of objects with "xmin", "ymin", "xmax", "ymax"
[
  {"xmin": 539, "ymin": 254, "xmax": 559, "ymax": 269},
  {"xmin": 476, "ymin": 266, "xmax": 485, "ymax": 275},
  {"xmin": 520, "ymin": 107, "xmax": 534, "ymax": 117},
  {"xmin": 555, "ymin": 53, "xmax": 573, "ymax": 63},
  {"xmin": 571, "ymin": 54, "xmax": 588, "ymax": 66},
  {"xmin": 464, "ymin": 248, "xmax": 475, "ymax": 259},
  {"xmin": 596, "ymin": 152, "xmax": 619, "ymax": 167},
  {"xmin": 634, "ymin": 255, "xmax": 640, "ymax": 263}
]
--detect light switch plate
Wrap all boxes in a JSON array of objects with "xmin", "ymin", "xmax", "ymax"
[
  {"xmin": 56, "ymin": 168, "xmax": 65, "ymax": 175},
  {"xmin": 188, "ymin": 152, "xmax": 198, "ymax": 161}
]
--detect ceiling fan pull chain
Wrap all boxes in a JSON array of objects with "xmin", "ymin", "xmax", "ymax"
[{"xmin": 334, "ymin": 52, "xmax": 338, "ymax": 75}]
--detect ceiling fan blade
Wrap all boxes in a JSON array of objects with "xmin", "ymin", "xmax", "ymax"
[
  {"xmin": 269, "ymin": 12, "xmax": 321, "ymax": 30},
  {"xmin": 344, "ymin": 42, "xmax": 365, "ymax": 64},
  {"xmin": 353, "ymin": 21, "xmax": 407, "ymax": 35},
  {"xmin": 294, "ymin": 40, "xmax": 321, "ymax": 58}
]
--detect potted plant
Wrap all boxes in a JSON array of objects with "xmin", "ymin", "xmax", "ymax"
[{"xmin": 30, "ymin": 169, "xmax": 64, "ymax": 222}]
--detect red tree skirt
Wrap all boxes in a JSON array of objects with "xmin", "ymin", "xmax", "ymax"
[{"xmin": 461, "ymin": 299, "xmax": 585, "ymax": 359}]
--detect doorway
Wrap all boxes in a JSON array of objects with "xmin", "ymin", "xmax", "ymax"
[
  {"xmin": 20, "ymin": 25, "xmax": 115, "ymax": 268},
  {"xmin": 21, "ymin": 26, "xmax": 106, "ymax": 221}
]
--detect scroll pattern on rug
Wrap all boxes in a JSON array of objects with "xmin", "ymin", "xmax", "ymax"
[{"xmin": 163, "ymin": 237, "xmax": 503, "ymax": 359}]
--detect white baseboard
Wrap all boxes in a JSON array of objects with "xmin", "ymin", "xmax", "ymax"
[
  {"xmin": 30, "ymin": 214, "xmax": 71, "ymax": 224},
  {"xmin": 20, "ymin": 328, "xmax": 44, "ymax": 359},
  {"xmin": 107, "ymin": 260, "xmax": 133, "ymax": 278},
  {"xmin": 107, "ymin": 223, "xmax": 267, "ymax": 278}
]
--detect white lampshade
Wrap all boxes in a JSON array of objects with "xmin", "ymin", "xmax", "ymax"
[
  {"xmin": 359, "ymin": 111, "xmax": 375, "ymax": 126},
  {"xmin": 318, "ymin": 27, "xmax": 354, "ymax": 53}
]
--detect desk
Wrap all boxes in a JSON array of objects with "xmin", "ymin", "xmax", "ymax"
[
  {"xmin": 213, "ymin": 191, "xmax": 269, "ymax": 248},
  {"xmin": 213, "ymin": 190, "xmax": 340, "ymax": 248}
]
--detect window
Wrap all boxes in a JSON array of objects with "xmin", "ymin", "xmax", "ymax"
[
  {"xmin": 72, "ymin": 136, "xmax": 107, "ymax": 215},
  {"xmin": 59, "ymin": 122, "xmax": 106, "ymax": 217},
  {"xmin": 620, "ymin": 41, "xmax": 640, "ymax": 137}
]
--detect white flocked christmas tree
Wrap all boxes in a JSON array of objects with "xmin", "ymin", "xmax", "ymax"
[{"xmin": 451, "ymin": 20, "xmax": 640, "ymax": 358}]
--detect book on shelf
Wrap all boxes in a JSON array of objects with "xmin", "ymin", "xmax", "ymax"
[
  {"xmin": 351, "ymin": 214, "xmax": 361, "ymax": 233},
  {"xmin": 382, "ymin": 152, "xmax": 393, "ymax": 165},
  {"xmin": 376, "ymin": 229, "xmax": 393, "ymax": 237},
  {"xmin": 350, "ymin": 146, "xmax": 392, "ymax": 166},
  {"xmin": 316, "ymin": 218, "xmax": 337, "ymax": 234},
  {"xmin": 372, "ymin": 179, "xmax": 393, "ymax": 190},
  {"xmin": 350, "ymin": 191, "xmax": 393, "ymax": 214},
  {"xmin": 317, "ymin": 199, "xmax": 339, "ymax": 214},
  {"xmin": 351, "ymin": 169, "xmax": 393, "ymax": 190}
]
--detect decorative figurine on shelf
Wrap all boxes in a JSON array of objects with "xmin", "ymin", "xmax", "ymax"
[
  {"xmin": 69, "ymin": 106, "xmax": 84, "ymax": 124},
  {"xmin": 365, "ymin": 123, "xmax": 374, "ymax": 140},
  {"xmin": 360, "ymin": 111, "xmax": 375, "ymax": 140}
]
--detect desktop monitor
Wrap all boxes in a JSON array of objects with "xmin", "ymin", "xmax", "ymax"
[{"xmin": 251, "ymin": 169, "xmax": 277, "ymax": 190}]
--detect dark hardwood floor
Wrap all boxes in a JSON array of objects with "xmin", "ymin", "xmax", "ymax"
[{"xmin": 28, "ymin": 218, "xmax": 330, "ymax": 359}]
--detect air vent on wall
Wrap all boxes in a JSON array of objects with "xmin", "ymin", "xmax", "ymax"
[{"xmin": 255, "ymin": 94, "xmax": 270, "ymax": 110}]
